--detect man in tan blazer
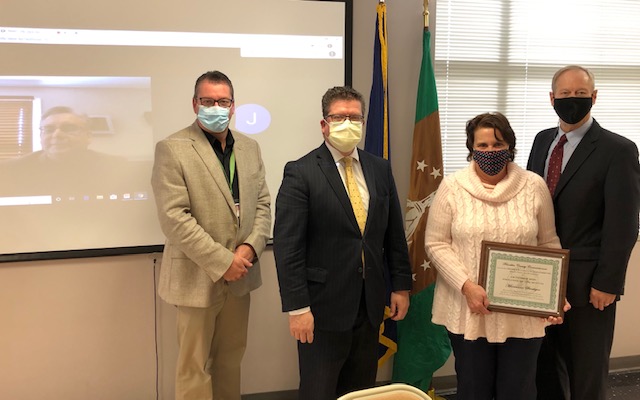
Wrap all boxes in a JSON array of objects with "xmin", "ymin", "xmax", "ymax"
[{"xmin": 151, "ymin": 70, "xmax": 271, "ymax": 400}]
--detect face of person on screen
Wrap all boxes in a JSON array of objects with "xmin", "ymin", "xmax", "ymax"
[
  {"xmin": 40, "ymin": 112, "xmax": 92, "ymax": 160},
  {"xmin": 192, "ymin": 81, "xmax": 235, "ymax": 134}
]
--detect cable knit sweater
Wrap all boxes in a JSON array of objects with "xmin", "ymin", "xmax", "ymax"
[{"xmin": 425, "ymin": 161, "xmax": 561, "ymax": 343}]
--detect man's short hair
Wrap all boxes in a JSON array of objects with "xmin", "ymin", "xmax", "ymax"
[
  {"xmin": 41, "ymin": 106, "xmax": 84, "ymax": 121},
  {"xmin": 321, "ymin": 86, "xmax": 366, "ymax": 118},
  {"xmin": 40, "ymin": 106, "xmax": 89, "ymax": 127},
  {"xmin": 193, "ymin": 70, "xmax": 235, "ymax": 100},
  {"xmin": 551, "ymin": 65, "xmax": 596, "ymax": 93}
]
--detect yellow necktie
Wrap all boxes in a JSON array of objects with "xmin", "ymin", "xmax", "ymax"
[{"xmin": 343, "ymin": 156, "xmax": 367, "ymax": 234}]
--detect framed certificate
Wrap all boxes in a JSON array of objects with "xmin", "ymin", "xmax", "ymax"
[{"xmin": 478, "ymin": 241, "xmax": 570, "ymax": 318}]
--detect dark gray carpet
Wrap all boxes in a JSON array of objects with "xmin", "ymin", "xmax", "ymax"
[
  {"xmin": 436, "ymin": 369, "xmax": 640, "ymax": 400},
  {"xmin": 240, "ymin": 369, "xmax": 640, "ymax": 400}
]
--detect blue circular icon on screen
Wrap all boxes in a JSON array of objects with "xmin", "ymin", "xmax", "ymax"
[{"xmin": 234, "ymin": 104, "xmax": 271, "ymax": 134}]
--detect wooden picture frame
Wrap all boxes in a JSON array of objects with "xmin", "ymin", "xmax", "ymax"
[{"xmin": 478, "ymin": 241, "xmax": 570, "ymax": 318}]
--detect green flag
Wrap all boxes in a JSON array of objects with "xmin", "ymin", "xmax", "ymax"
[{"xmin": 392, "ymin": 28, "xmax": 451, "ymax": 393}]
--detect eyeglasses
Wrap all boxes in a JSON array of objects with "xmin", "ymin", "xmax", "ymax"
[
  {"xmin": 40, "ymin": 123, "xmax": 85, "ymax": 135},
  {"xmin": 198, "ymin": 97, "xmax": 233, "ymax": 108},
  {"xmin": 325, "ymin": 114, "xmax": 365, "ymax": 124}
]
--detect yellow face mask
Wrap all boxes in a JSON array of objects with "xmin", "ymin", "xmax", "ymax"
[{"xmin": 327, "ymin": 120, "xmax": 363, "ymax": 153}]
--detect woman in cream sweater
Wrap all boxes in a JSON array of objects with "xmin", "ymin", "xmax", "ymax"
[{"xmin": 425, "ymin": 112, "xmax": 567, "ymax": 400}]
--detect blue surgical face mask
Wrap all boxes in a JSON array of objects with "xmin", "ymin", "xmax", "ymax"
[{"xmin": 197, "ymin": 105, "xmax": 230, "ymax": 133}]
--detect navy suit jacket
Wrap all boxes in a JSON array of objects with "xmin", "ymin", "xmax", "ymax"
[
  {"xmin": 273, "ymin": 143, "xmax": 412, "ymax": 331},
  {"xmin": 527, "ymin": 119, "xmax": 640, "ymax": 306}
]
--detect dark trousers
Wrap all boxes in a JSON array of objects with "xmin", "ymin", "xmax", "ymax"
[
  {"xmin": 297, "ymin": 291, "xmax": 378, "ymax": 400},
  {"xmin": 536, "ymin": 303, "xmax": 616, "ymax": 400},
  {"xmin": 449, "ymin": 332, "xmax": 542, "ymax": 400}
]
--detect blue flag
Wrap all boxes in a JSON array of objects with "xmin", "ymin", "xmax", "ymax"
[
  {"xmin": 365, "ymin": 2, "xmax": 389, "ymax": 161},
  {"xmin": 363, "ymin": 2, "xmax": 394, "ymax": 367}
]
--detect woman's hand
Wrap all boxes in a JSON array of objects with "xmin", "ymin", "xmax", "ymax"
[
  {"xmin": 545, "ymin": 298, "xmax": 571, "ymax": 325},
  {"xmin": 462, "ymin": 280, "xmax": 491, "ymax": 315}
]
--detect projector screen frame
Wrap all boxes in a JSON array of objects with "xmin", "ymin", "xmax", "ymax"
[{"xmin": 0, "ymin": 0, "xmax": 353, "ymax": 264}]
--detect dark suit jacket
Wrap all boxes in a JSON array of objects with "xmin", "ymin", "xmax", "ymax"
[
  {"xmin": 273, "ymin": 143, "xmax": 412, "ymax": 331},
  {"xmin": 527, "ymin": 119, "xmax": 640, "ymax": 306}
]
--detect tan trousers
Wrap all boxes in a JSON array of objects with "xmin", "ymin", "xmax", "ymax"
[{"xmin": 175, "ymin": 283, "xmax": 250, "ymax": 400}]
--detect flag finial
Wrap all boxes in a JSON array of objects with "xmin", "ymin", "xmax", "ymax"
[{"xmin": 423, "ymin": 0, "xmax": 430, "ymax": 29}]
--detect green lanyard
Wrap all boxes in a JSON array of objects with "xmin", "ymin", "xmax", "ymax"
[
  {"xmin": 228, "ymin": 151, "xmax": 236, "ymax": 193},
  {"xmin": 217, "ymin": 150, "xmax": 236, "ymax": 194}
]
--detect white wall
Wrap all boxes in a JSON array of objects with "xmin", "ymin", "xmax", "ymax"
[
  {"xmin": 0, "ymin": 255, "xmax": 158, "ymax": 399},
  {"xmin": 1, "ymin": 0, "xmax": 639, "ymax": 398}
]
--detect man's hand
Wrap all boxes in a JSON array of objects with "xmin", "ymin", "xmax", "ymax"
[
  {"xmin": 289, "ymin": 312, "xmax": 315, "ymax": 343},
  {"xmin": 389, "ymin": 290, "xmax": 410, "ymax": 321},
  {"xmin": 462, "ymin": 280, "xmax": 491, "ymax": 315},
  {"xmin": 223, "ymin": 252, "xmax": 252, "ymax": 281},
  {"xmin": 235, "ymin": 243, "xmax": 255, "ymax": 262},
  {"xmin": 589, "ymin": 287, "xmax": 616, "ymax": 311}
]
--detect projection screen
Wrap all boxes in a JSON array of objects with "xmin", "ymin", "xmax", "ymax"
[{"xmin": 0, "ymin": 0, "xmax": 350, "ymax": 261}]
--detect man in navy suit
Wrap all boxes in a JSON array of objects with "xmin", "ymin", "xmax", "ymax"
[
  {"xmin": 273, "ymin": 86, "xmax": 412, "ymax": 400},
  {"xmin": 527, "ymin": 65, "xmax": 640, "ymax": 400}
]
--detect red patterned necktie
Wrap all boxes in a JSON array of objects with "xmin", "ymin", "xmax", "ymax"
[{"xmin": 546, "ymin": 134, "xmax": 568, "ymax": 194}]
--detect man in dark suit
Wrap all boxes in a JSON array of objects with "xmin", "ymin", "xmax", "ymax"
[
  {"xmin": 273, "ymin": 86, "xmax": 412, "ymax": 400},
  {"xmin": 527, "ymin": 65, "xmax": 640, "ymax": 400}
]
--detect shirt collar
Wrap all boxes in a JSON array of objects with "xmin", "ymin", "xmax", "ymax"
[
  {"xmin": 202, "ymin": 127, "xmax": 235, "ymax": 151},
  {"xmin": 325, "ymin": 141, "xmax": 360, "ymax": 164},
  {"xmin": 558, "ymin": 116, "xmax": 593, "ymax": 146}
]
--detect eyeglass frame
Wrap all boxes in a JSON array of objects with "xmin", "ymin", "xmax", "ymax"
[
  {"xmin": 39, "ymin": 123, "xmax": 87, "ymax": 135},
  {"xmin": 197, "ymin": 97, "xmax": 234, "ymax": 108},
  {"xmin": 324, "ymin": 114, "xmax": 365, "ymax": 124}
]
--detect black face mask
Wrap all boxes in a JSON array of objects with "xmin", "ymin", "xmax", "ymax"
[{"xmin": 553, "ymin": 97, "xmax": 593, "ymax": 125}]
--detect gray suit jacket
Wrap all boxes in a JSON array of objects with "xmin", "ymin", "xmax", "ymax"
[{"xmin": 151, "ymin": 121, "xmax": 271, "ymax": 307}]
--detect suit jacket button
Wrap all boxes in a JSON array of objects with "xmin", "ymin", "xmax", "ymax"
[{"xmin": 357, "ymin": 267, "xmax": 363, "ymax": 273}]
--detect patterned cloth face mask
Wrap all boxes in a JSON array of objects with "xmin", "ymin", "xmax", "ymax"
[{"xmin": 472, "ymin": 149, "xmax": 511, "ymax": 176}]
